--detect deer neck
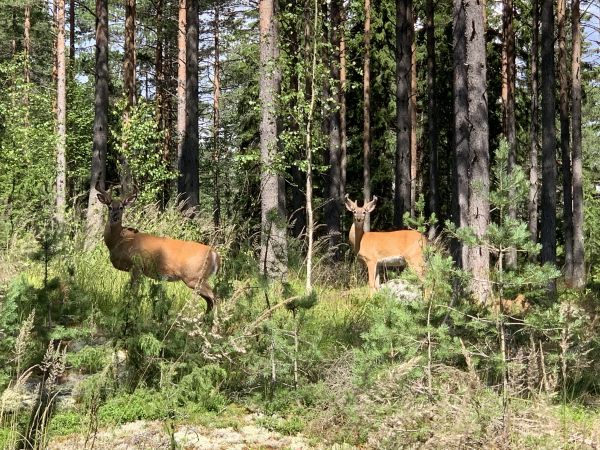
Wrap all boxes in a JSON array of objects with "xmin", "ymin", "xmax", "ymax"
[
  {"xmin": 349, "ymin": 222, "xmax": 365, "ymax": 253},
  {"xmin": 104, "ymin": 221, "xmax": 124, "ymax": 249}
]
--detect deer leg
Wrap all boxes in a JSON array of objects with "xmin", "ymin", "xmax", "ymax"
[
  {"xmin": 366, "ymin": 261, "xmax": 377, "ymax": 292},
  {"xmin": 198, "ymin": 285, "xmax": 215, "ymax": 313},
  {"xmin": 184, "ymin": 277, "xmax": 215, "ymax": 313}
]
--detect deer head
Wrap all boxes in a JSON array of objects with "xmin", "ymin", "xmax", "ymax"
[
  {"xmin": 96, "ymin": 183, "xmax": 138, "ymax": 225},
  {"xmin": 344, "ymin": 194, "xmax": 378, "ymax": 227}
]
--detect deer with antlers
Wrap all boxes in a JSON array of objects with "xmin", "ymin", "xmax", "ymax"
[
  {"xmin": 345, "ymin": 195, "xmax": 427, "ymax": 291},
  {"xmin": 96, "ymin": 184, "xmax": 220, "ymax": 312}
]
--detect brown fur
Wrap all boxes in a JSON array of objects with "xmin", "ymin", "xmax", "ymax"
[
  {"xmin": 97, "ymin": 185, "xmax": 220, "ymax": 312},
  {"xmin": 345, "ymin": 195, "xmax": 427, "ymax": 291}
]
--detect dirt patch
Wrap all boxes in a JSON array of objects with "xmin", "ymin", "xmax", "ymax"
[{"xmin": 49, "ymin": 416, "xmax": 315, "ymax": 450}]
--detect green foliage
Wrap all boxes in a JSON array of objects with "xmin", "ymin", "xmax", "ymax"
[
  {"xmin": 447, "ymin": 138, "xmax": 560, "ymax": 298},
  {"xmin": 48, "ymin": 411, "xmax": 83, "ymax": 437},
  {"xmin": 115, "ymin": 99, "xmax": 175, "ymax": 203},
  {"xmin": 176, "ymin": 364, "xmax": 227, "ymax": 412},
  {"xmin": 98, "ymin": 388, "xmax": 171, "ymax": 424},
  {"xmin": 0, "ymin": 58, "xmax": 57, "ymax": 242},
  {"xmin": 67, "ymin": 345, "xmax": 110, "ymax": 374}
]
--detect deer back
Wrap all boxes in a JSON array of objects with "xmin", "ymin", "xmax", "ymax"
[{"xmin": 358, "ymin": 229, "xmax": 427, "ymax": 273}]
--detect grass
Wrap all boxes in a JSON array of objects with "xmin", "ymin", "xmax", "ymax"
[{"xmin": 2, "ymin": 209, "xmax": 600, "ymax": 448}]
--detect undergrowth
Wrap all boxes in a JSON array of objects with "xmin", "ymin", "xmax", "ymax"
[{"xmin": 1, "ymin": 203, "xmax": 600, "ymax": 449}]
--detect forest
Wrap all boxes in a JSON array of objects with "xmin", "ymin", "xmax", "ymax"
[{"xmin": 1, "ymin": 0, "xmax": 600, "ymax": 447}]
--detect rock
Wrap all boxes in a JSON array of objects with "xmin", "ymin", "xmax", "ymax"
[{"xmin": 379, "ymin": 279, "xmax": 421, "ymax": 302}]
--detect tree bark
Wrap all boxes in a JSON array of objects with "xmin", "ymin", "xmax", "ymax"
[
  {"xmin": 540, "ymin": 0, "xmax": 557, "ymax": 270},
  {"xmin": 394, "ymin": 0, "xmax": 411, "ymax": 228},
  {"xmin": 502, "ymin": 0, "xmax": 517, "ymax": 267},
  {"xmin": 85, "ymin": 0, "xmax": 109, "ymax": 247},
  {"xmin": 453, "ymin": 0, "xmax": 469, "ymax": 270},
  {"xmin": 24, "ymin": 3, "xmax": 30, "ymax": 83},
  {"xmin": 69, "ymin": 0, "xmax": 75, "ymax": 61},
  {"xmin": 305, "ymin": 0, "xmax": 319, "ymax": 293},
  {"xmin": 465, "ymin": 0, "xmax": 490, "ymax": 303},
  {"xmin": 121, "ymin": 0, "xmax": 136, "ymax": 194},
  {"xmin": 363, "ymin": 0, "xmax": 372, "ymax": 231},
  {"xmin": 326, "ymin": 0, "xmax": 342, "ymax": 258},
  {"xmin": 409, "ymin": 2, "xmax": 417, "ymax": 217},
  {"xmin": 176, "ymin": 0, "xmax": 186, "ymax": 199},
  {"xmin": 339, "ymin": 3, "xmax": 347, "ymax": 205},
  {"xmin": 558, "ymin": 0, "xmax": 573, "ymax": 282},
  {"xmin": 178, "ymin": 0, "xmax": 199, "ymax": 210},
  {"xmin": 124, "ymin": 0, "xmax": 136, "ymax": 109},
  {"xmin": 56, "ymin": 0, "xmax": 66, "ymax": 224},
  {"xmin": 426, "ymin": 0, "xmax": 438, "ymax": 227},
  {"xmin": 259, "ymin": 0, "xmax": 287, "ymax": 279},
  {"xmin": 528, "ymin": 0, "xmax": 540, "ymax": 251},
  {"xmin": 212, "ymin": 0, "xmax": 221, "ymax": 227},
  {"xmin": 155, "ymin": 0, "xmax": 169, "ymax": 206},
  {"xmin": 571, "ymin": 0, "xmax": 585, "ymax": 287}
]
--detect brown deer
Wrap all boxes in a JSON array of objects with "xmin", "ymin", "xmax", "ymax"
[
  {"xmin": 345, "ymin": 195, "xmax": 427, "ymax": 291},
  {"xmin": 96, "ymin": 184, "xmax": 220, "ymax": 312}
]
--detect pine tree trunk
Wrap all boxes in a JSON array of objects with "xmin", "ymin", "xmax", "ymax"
[
  {"xmin": 259, "ymin": 0, "xmax": 287, "ymax": 279},
  {"xmin": 363, "ymin": 0, "xmax": 372, "ymax": 231},
  {"xmin": 56, "ymin": 0, "xmax": 67, "ymax": 224},
  {"xmin": 410, "ymin": 12, "xmax": 417, "ymax": 218},
  {"xmin": 558, "ymin": 0, "xmax": 573, "ymax": 282},
  {"xmin": 212, "ymin": 0, "xmax": 221, "ymax": 227},
  {"xmin": 540, "ymin": 0, "xmax": 557, "ymax": 269},
  {"xmin": 453, "ymin": 0, "xmax": 469, "ymax": 270},
  {"xmin": 24, "ymin": 3, "xmax": 30, "ymax": 83},
  {"xmin": 124, "ymin": 0, "xmax": 136, "ymax": 108},
  {"xmin": 155, "ymin": 0, "xmax": 169, "ymax": 206},
  {"xmin": 69, "ymin": 0, "xmax": 75, "ymax": 61},
  {"xmin": 121, "ymin": 0, "xmax": 136, "ymax": 194},
  {"xmin": 426, "ymin": 0, "xmax": 438, "ymax": 227},
  {"xmin": 503, "ymin": 0, "xmax": 517, "ymax": 267},
  {"xmin": 466, "ymin": 0, "xmax": 490, "ymax": 303},
  {"xmin": 528, "ymin": 0, "xmax": 540, "ymax": 251},
  {"xmin": 179, "ymin": 0, "xmax": 199, "ymax": 210},
  {"xmin": 571, "ymin": 0, "xmax": 585, "ymax": 287},
  {"xmin": 394, "ymin": 0, "xmax": 411, "ymax": 228},
  {"xmin": 326, "ymin": 0, "xmax": 342, "ymax": 258},
  {"xmin": 339, "ymin": 4, "xmax": 347, "ymax": 204},
  {"xmin": 305, "ymin": 0, "xmax": 319, "ymax": 293},
  {"xmin": 85, "ymin": 0, "xmax": 109, "ymax": 247},
  {"xmin": 176, "ymin": 0, "xmax": 186, "ymax": 196}
]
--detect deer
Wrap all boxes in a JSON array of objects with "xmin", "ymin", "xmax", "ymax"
[
  {"xmin": 96, "ymin": 184, "xmax": 220, "ymax": 313},
  {"xmin": 345, "ymin": 195, "xmax": 427, "ymax": 292}
]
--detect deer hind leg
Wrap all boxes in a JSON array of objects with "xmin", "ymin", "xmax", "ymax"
[{"xmin": 184, "ymin": 277, "xmax": 215, "ymax": 313}]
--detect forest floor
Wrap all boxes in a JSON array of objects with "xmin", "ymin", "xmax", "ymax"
[{"xmin": 48, "ymin": 414, "xmax": 316, "ymax": 449}]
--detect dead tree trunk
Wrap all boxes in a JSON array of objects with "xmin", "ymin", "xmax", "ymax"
[{"xmin": 571, "ymin": 0, "xmax": 585, "ymax": 287}]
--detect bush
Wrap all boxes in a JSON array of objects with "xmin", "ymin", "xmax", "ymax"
[
  {"xmin": 176, "ymin": 364, "xmax": 228, "ymax": 412},
  {"xmin": 98, "ymin": 388, "xmax": 171, "ymax": 424},
  {"xmin": 67, "ymin": 345, "xmax": 110, "ymax": 374}
]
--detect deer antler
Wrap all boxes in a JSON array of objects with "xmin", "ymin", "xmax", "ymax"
[{"xmin": 95, "ymin": 181, "xmax": 112, "ymax": 201}]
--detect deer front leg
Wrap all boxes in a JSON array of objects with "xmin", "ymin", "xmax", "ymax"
[{"xmin": 366, "ymin": 260, "xmax": 378, "ymax": 292}]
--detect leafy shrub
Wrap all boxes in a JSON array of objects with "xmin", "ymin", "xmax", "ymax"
[
  {"xmin": 98, "ymin": 388, "xmax": 171, "ymax": 424},
  {"xmin": 176, "ymin": 364, "xmax": 227, "ymax": 412},
  {"xmin": 49, "ymin": 410, "xmax": 83, "ymax": 436},
  {"xmin": 67, "ymin": 345, "xmax": 110, "ymax": 374}
]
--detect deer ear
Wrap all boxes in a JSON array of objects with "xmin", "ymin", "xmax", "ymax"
[
  {"xmin": 344, "ymin": 194, "xmax": 356, "ymax": 212},
  {"xmin": 365, "ymin": 196, "xmax": 378, "ymax": 213},
  {"xmin": 95, "ymin": 182, "xmax": 111, "ymax": 204},
  {"xmin": 97, "ymin": 193, "xmax": 110, "ymax": 205},
  {"xmin": 123, "ymin": 192, "xmax": 137, "ymax": 207}
]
